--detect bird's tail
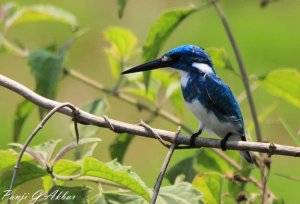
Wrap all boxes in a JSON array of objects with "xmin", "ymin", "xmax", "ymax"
[
  {"xmin": 240, "ymin": 136, "xmax": 254, "ymax": 164},
  {"xmin": 229, "ymin": 134, "xmax": 254, "ymax": 164},
  {"xmin": 240, "ymin": 151, "xmax": 254, "ymax": 164}
]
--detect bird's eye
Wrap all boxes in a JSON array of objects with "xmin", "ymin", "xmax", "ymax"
[
  {"xmin": 170, "ymin": 53, "xmax": 181, "ymax": 60},
  {"xmin": 161, "ymin": 56, "xmax": 170, "ymax": 62}
]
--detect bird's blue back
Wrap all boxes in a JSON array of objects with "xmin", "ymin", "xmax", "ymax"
[{"xmin": 181, "ymin": 65, "xmax": 245, "ymax": 136}]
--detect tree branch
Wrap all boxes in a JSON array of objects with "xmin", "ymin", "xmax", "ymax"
[{"xmin": 1, "ymin": 74, "xmax": 300, "ymax": 156}]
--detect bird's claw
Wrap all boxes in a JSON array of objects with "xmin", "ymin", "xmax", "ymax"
[
  {"xmin": 220, "ymin": 132, "xmax": 232, "ymax": 151},
  {"xmin": 189, "ymin": 128, "xmax": 203, "ymax": 147},
  {"xmin": 220, "ymin": 139, "xmax": 227, "ymax": 151},
  {"xmin": 189, "ymin": 133, "xmax": 198, "ymax": 147}
]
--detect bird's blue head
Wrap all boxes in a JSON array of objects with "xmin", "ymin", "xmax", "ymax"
[{"xmin": 122, "ymin": 45, "xmax": 215, "ymax": 75}]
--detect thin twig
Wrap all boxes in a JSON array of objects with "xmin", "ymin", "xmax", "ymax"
[
  {"xmin": 151, "ymin": 127, "xmax": 181, "ymax": 204},
  {"xmin": 275, "ymin": 173, "xmax": 300, "ymax": 182},
  {"xmin": 262, "ymin": 158, "xmax": 271, "ymax": 204},
  {"xmin": 1, "ymin": 74, "xmax": 300, "ymax": 156},
  {"xmin": 7, "ymin": 102, "xmax": 79, "ymax": 204},
  {"xmin": 139, "ymin": 121, "xmax": 170, "ymax": 148},
  {"xmin": 211, "ymin": 0, "xmax": 262, "ymax": 142}
]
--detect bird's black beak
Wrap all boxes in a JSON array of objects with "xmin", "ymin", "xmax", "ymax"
[{"xmin": 121, "ymin": 56, "xmax": 172, "ymax": 74}]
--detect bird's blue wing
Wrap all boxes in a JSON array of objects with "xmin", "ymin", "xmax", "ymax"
[{"xmin": 204, "ymin": 73, "xmax": 244, "ymax": 134}]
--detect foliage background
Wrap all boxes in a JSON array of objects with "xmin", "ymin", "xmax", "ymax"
[{"xmin": 0, "ymin": 0, "xmax": 300, "ymax": 203}]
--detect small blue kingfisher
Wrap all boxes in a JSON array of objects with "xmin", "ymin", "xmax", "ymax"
[{"xmin": 122, "ymin": 45, "xmax": 253, "ymax": 163}]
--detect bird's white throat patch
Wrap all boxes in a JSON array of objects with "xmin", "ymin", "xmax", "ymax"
[
  {"xmin": 177, "ymin": 70, "xmax": 189, "ymax": 87},
  {"xmin": 177, "ymin": 63, "xmax": 213, "ymax": 88},
  {"xmin": 192, "ymin": 63, "xmax": 213, "ymax": 74}
]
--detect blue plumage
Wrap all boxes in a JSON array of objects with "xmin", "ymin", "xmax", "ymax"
[
  {"xmin": 122, "ymin": 45, "xmax": 253, "ymax": 163},
  {"xmin": 182, "ymin": 71, "xmax": 244, "ymax": 134}
]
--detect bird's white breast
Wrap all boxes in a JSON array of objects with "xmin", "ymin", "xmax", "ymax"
[{"xmin": 186, "ymin": 99, "xmax": 238, "ymax": 138}]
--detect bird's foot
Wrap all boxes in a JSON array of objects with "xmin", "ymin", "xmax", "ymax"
[
  {"xmin": 190, "ymin": 132, "xmax": 200, "ymax": 147},
  {"xmin": 190, "ymin": 129, "xmax": 203, "ymax": 147},
  {"xmin": 220, "ymin": 138, "xmax": 227, "ymax": 151},
  {"xmin": 220, "ymin": 132, "xmax": 232, "ymax": 151}
]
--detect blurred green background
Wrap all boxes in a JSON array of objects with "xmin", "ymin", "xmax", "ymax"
[{"xmin": 1, "ymin": 0, "xmax": 300, "ymax": 203}]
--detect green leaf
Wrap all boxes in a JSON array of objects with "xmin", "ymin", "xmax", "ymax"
[
  {"xmin": 142, "ymin": 6, "xmax": 197, "ymax": 88},
  {"xmin": 53, "ymin": 159, "xmax": 81, "ymax": 176},
  {"xmin": 166, "ymin": 156, "xmax": 197, "ymax": 183},
  {"xmin": 124, "ymin": 79, "xmax": 160, "ymax": 102},
  {"xmin": 43, "ymin": 159, "xmax": 81, "ymax": 191},
  {"xmin": 103, "ymin": 26, "xmax": 137, "ymax": 78},
  {"xmin": 47, "ymin": 185, "xmax": 90, "ymax": 204},
  {"xmin": 91, "ymin": 192, "xmax": 145, "ymax": 204},
  {"xmin": 41, "ymin": 160, "xmax": 80, "ymax": 192},
  {"xmin": 116, "ymin": 0, "xmax": 127, "ymax": 18},
  {"xmin": 8, "ymin": 143, "xmax": 46, "ymax": 167},
  {"xmin": 10, "ymin": 140, "xmax": 64, "ymax": 165},
  {"xmin": 261, "ymin": 68, "xmax": 300, "ymax": 108},
  {"xmin": 5, "ymin": 4, "xmax": 78, "ymax": 31},
  {"xmin": 104, "ymin": 26, "xmax": 137, "ymax": 58},
  {"xmin": 0, "ymin": 149, "xmax": 32, "ymax": 170},
  {"xmin": 167, "ymin": 149, "xmax": 237, "ymax": 184},
  {"xmin": 71, "ymin": 98, "xmax": 109, "ymax": 138},
  {"xmin": 106, "ymin": 52, "xmax": 122, "ymax": 79},
  {"xmin": 157, "ymin": 181, "xmax": 203, "ymax": 204},
  {"xmin": 109, "ymin": 133, "xmax": 134, "ymax": 163},
  {"xmin": 81, "ymin": 157, "xmax": 151, "ymax": 201},
  {"xmin": 280, "ymin": 118, "xmax": 300, "ymax": 146},
  {"xmin": 42, "ymin": 175, "xmax": 64, "ymax": 192},
  {"xmin": 42, "ymin": 175, "xmax": 54, "ymax": 192},
  {"xmin": 192, "ymin": 173, "xmax": 223, "ymax": 204},
  {"xmin": 0, "ymin": 161, "xmax": 47, "ymax": 199},
  {"xmin": 52, "ymin": 137, "xmax": 102, "ymax": 164},
  {"xmin": 32, "ymin": 139, "xmax": 62, "ymax": 162},
  {"xmin": 13, "ymin": 99, "xmax": 34, "ymax": 142},
  {"xmin": 206, "ymin": 47, "xmax": 233, "ymax": 71},
  {"xmin": 28, "ymin": 49, "xmax": 65, "ymax": 116}
]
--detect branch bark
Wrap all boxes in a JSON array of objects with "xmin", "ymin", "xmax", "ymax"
[{"xmin": 1, "ymin": 74, "xmax": 300, "ymax": 157}]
